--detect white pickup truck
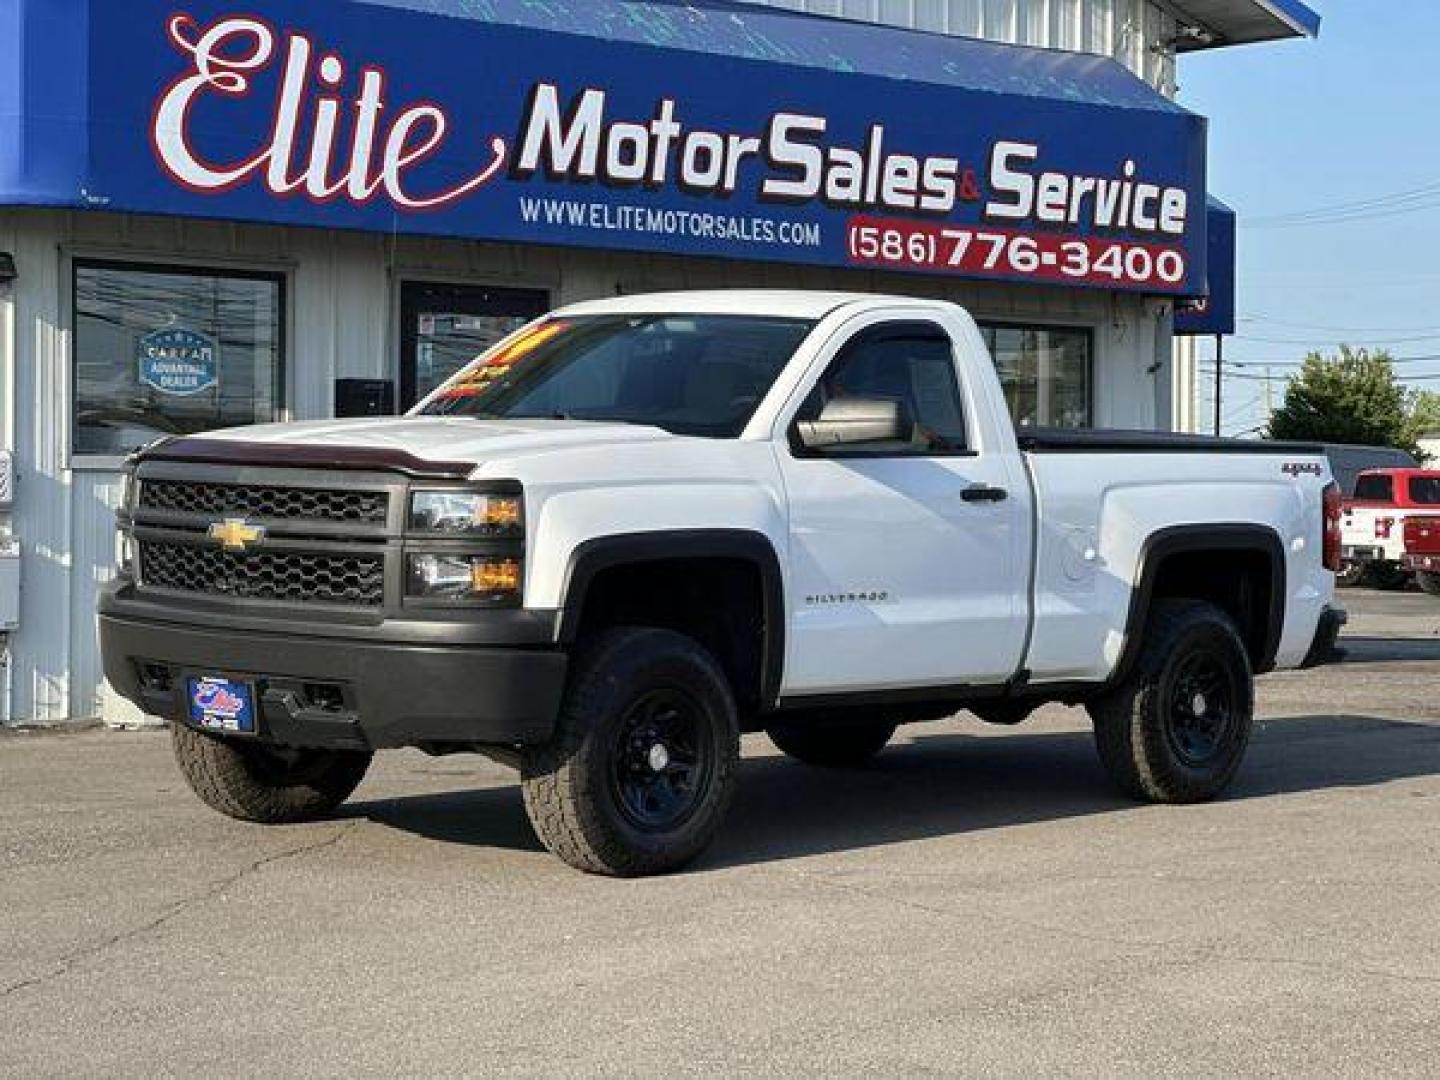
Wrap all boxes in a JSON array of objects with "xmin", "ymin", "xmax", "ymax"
[{"xmin": 101, "ymin": 291, "xmax": 1345, "ymax": 876}]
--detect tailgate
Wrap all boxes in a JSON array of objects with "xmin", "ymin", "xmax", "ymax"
[{"xmin": 1404, "ymin": 515, "xmax": 1440, "ymax": 557}]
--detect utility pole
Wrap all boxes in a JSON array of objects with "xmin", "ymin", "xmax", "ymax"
[{"xmin": 1213, "ymin": 334, "xmax": 1223, "ymax": 437}]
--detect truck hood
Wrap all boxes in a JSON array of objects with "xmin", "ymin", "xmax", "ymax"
[{"xmin": 194, "ymin": 416, "xmax": 673, "ymax": 467}]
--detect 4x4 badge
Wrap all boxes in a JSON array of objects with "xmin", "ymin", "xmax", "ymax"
[{"xmin": 208, "ymin": 518, "xmax": 266, "ymax": 552}]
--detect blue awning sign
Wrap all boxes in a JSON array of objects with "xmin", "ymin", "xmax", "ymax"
[
  {"xmin": 138, "ymin": 329, "xmax": 220, "ymax": 396},
  {"xmin": 3, "ymin": 0, "xmax": 1212, "ymax": 296},
  {"xmin": 1175, "ymin": 198, "xmax": 1237, "ymax": 336}
]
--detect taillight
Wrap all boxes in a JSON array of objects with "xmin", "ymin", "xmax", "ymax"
[
  {"xmin": 1376, "ymin": 516, "xmax": 1395, "ymax": 539},
  {"xmin": 1323, "ymin": 482, "xmax": 1342, "ymax": 572}
]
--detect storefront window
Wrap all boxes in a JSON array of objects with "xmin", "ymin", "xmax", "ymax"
[
  {"xmin": 980, "ymin": 324, "xmax": 1092, "ymax": 429},
  {"xmin": 73, "ymin": 261, "xmax": 285, "ymax": 456}
]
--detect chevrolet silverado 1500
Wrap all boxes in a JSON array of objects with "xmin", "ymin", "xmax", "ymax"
[{"xmin": 101, "ymin": 291, "xmax": 1345, "ymax": 875}]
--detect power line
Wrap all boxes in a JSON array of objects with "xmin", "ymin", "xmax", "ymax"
[
  {"xmin": 1241, "ymin": 314, "xmax": 1440, "ymax": 335},
  {"xmin": 1247, "ymin": 179, "xmax": 1440, "ymax": 223},
  {"xmin": 1236, "ymin": 332, "xmax": 1440, "ymax": 346},
  {"xmin": 1221, "ymin": 357, "xmax": 1440, "ymax": 374},
  {"xmin": 1246, "ymin": 199, "xmax": 1440, "ymax": 230},
  {"xmin": 1245, "ymin": 179, "xmax": 1440, "ymax": 229}
]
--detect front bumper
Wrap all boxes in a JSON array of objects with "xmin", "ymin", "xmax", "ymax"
[
  {"xmin": 100, "ymin": 594, "xmax": 568, "ymax": 751},
  {"xmin": 1341, "ymin": 545, "xmax": 1387, "ymax": 564}
]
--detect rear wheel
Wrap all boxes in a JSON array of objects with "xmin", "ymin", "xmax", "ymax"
[
  {"xmin": 1088, "ymin": 600, "xmax": 1254, "ymax": 804},
  {"xmin": 171, "ymin": 724, "xmax": 372, "ymax": 823},
  {"xmin": 1418, "ymin": 571, "xmax": 1440, "ymax": 597},
  {"xmin": 767, "ymin": 717, "xmax": 897, "ymax": 767},
  {"xmin": 1370, "ymin": 564, "xmax": 1412, "ymax": 591},
  {"xmin": 520, "ymin": 627, "xmax": 739, "ymax": 877}
]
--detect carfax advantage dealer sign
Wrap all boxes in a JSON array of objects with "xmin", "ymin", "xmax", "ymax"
[{"xmin": 77, "ymin": 0, "xmax": 1208, "ymax": 294}]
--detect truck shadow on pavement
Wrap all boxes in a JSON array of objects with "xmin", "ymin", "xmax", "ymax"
[
  {"xmin": 1332, "ymin": 636, "xmax": 1440, "ymax": 665},
  {"xmin": 340, "ymin": 711, "xmax": 1440, "ymax": 870}
]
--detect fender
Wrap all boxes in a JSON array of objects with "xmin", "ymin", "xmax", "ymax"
[
  {"xmin": 1110, "ymin": 523, "xmax": 1288, "ymax": 684},
  {"xmin": 556, "ymin": 529, "xmax": 787, "ymax": 707}
]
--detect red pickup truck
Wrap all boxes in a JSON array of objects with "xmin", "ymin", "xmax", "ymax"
[
  {"xmin": 1403, "ymin": 516, "xmax": 1440, "ymax": 596},
  {"xmin": 1340, "ymin": 468, "xmax": 1440, "ymax": 588}
]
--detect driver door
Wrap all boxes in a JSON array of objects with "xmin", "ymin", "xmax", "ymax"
[{"xmin": 778, "ymin": 317, "xmax": 1030, "ymax": 697}]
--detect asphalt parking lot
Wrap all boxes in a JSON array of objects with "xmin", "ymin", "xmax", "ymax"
[{"xmin": 3, "ymin": 588, "xmax": 1439, "ymax": 1078}]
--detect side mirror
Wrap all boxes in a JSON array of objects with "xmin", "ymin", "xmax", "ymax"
[{"xmin": 796, "ymin": 396, "xmax": 908, "ymax": 451}]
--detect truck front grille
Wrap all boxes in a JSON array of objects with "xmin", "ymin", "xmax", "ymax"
[
  {"xmin": 139, "ymin": 480, "xmax": 389, "ymax": 525},
  {"xmin": 138, "ymin": 541, "xmax": 385, "ymax": 607}
]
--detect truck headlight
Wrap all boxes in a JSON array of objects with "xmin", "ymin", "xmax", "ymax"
[
  {"xmin": 409, "ymin": 490, "xmax": 523, "ymax": 537},
  {"xmin": 406, "ymin": 554, "xmax": 522, "ymax": 605}
]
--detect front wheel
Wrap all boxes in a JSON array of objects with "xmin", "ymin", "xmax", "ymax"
[
  {"xmin": 171, "ymin": 724, "xmax": 372, "ymax": 823},
  {"xmin": 1088, "ymin": 600, "xmax": 1254, "ymax": 804},
  {"xmin": 521, "ymin": 627, "xmax": 739, "ymax": 877},
  {"xmin": 1336, "ymin": 562, "xmax": 1368, "ymax": 588},
  {"xmin": 1417, "ymin": 571, "xmax": 1440, "ymax": 597}
]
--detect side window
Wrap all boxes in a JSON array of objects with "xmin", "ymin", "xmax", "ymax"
[
  {"xmin": 797, "ymin": 325, "xmax": 968, "ymax": 454},
  {"xmin": 1410, "ymin": 476, "xmax": 1440, "ymax": 505},
  {"xmin": 1353, "ymin": 474, "xmax": 1395, "ymax": 503}
]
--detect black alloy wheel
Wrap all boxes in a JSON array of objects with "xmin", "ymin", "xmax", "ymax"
[
  {"xmin": 609, "ymin": 688, "xmax": 715, "ymax": 833},
  {"xmin": 1163, "ymin": 649, "xmax": 1241, "ymax": 769}
]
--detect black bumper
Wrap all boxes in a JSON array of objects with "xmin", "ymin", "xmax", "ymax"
[{"xmin": 100, "ymin": 603, "xmax": 568, "ymax": 751}]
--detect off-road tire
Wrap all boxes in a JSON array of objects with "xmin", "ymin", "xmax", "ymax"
[
  {"xmin": 1089, "ymin": 600, "xmax": 1254, "ymax": 804},
  {"xmin": 1417, "ymin": 571, "xmax": 1440, "ymax": 597},
  {"xmin": 172, "ymin": 723, "xmax": 372, "ymax": 823},
  {"xmin": 1370, "ymin": 564, "xmax": 1412, "ymax": 591},
  {"xmin": 767, "ymin": 717, "xmax": 897, "ymax": 766},
  {"xmin": 520, "ymin": 627, "xmax": 740, "ymax": 877}
]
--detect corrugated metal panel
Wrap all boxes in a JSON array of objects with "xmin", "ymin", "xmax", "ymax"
[
  {"xmin": 739, "ymin": 0, "xmax": 1177, "ymax": 93},
  {"xmin": 9, "ymin": 211, "xmax": 75, "ymax": 722},
  {"xmin": 68, "ymin": 472, "xmax": 123, "ymax": 720}
]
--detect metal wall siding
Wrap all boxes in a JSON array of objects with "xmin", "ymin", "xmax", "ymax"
[
  {"xmin": 739, "ymin": 0, "xmax": 1177, "ymax": 92},
  {"xmin": 9, "ymin": 211, "xmax": 75, "ymax": 722}
]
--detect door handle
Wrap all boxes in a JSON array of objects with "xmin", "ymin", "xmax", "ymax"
[{"xmin": 961, "ymin": 484, "xmax": 1009, "ymax": 504}]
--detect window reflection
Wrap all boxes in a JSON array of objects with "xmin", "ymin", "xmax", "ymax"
[
  {"xmin": 980, "ymin": 324, "xmax": 1092, "ymax": 429},
  {"xmin": 73, "ymin": 262, "xmax": 284, "ymax": 456}
]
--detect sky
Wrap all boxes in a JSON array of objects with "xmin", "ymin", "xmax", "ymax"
[{"xmin": 1177, "ymin": 1, "xmax": 1440, "ymax": 437}]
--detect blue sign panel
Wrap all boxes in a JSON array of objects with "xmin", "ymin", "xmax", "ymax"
[
  {"xmin": 138, "ymin": 328, "xmax": 220, "ymax": 396},
  {"xmin": 1175, "ymin": 198, "xmax": 1237, "ymax": 336},
  {"xmin": 3, "ymin": 0, "xmax": 1209, "ymax": 295}
]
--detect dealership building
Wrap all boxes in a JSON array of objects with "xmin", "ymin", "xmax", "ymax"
[{"xmin": 0, "ymin": 0, "xmax": 1317, "ymax": 726}]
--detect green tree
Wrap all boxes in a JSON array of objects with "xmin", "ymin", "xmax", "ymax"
[
  {"xmin": 1410, "ymin": 389, "xmax": 1440, "ymax": 438},
  {"xmin": 1267, "ymin": 346, "xmax": 1425, "ymax": 456}
]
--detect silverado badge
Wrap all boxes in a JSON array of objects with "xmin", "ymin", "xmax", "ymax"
[{"xmin": 208, "ymin": 518, "xmax": 267, "ymax": 552}]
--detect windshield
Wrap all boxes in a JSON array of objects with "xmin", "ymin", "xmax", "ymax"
[{"xmin": 417, "ymin": 314, "xmax": 816, "ymax": 438}]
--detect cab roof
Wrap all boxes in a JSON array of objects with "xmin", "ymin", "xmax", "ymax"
[{"xmin": 554, "ymin": 290, "xmax": 950, "ymax": 321}]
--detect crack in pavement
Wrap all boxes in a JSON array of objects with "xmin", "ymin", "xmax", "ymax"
[{"xmin": 0, "ymin": 821, "xmax": 359, "ymax": 999}]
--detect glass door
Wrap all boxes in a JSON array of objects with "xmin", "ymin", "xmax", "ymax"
[{"xmin": 399, "ymin": 283, "xmax": 549, "ymax": 410}]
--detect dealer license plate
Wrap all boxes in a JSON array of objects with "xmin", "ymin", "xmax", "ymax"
[{"xmin": 188, "ymin": 676, "xmax": 257, "ymax": 735}]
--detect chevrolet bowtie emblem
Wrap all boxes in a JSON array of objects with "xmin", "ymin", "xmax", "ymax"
[{"xmin": 209, "ymin": 518, "xmax": 267, "ymax": 552}]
